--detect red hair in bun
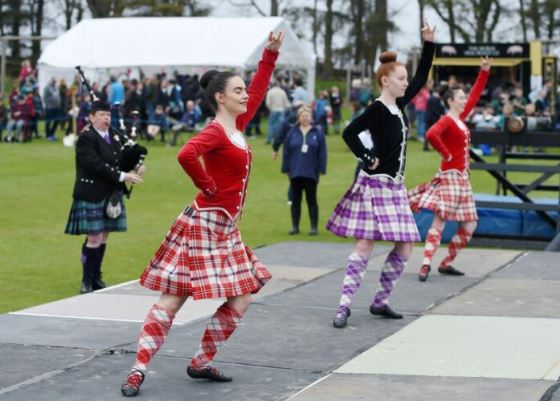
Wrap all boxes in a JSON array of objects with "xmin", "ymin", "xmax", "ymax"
[{"xmin": 376, "ymin": 51, "xmax": 402, "ymax": 87}]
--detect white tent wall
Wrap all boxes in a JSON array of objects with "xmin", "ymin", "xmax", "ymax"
[{"xmin": 38, "ymin": 17, "xmax": 315, "ymax": 100}]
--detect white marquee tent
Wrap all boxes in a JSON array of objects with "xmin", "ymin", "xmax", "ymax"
[{"xmin": 38, "ymin": 17, "xmax": 316, "ymax": 98}]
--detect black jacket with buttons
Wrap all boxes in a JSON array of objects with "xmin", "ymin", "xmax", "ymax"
[
  {"xmin": 342, "ymin": 41, "xmax": 435, "ymax": 178},
  {"xmin": 72, "ymin": 126, "xmax": 128, "ymax": 202}
]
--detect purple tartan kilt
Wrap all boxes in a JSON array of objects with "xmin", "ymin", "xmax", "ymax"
[{"xmin": 326, "ymin": 171, "xmax": 420, "ymax": 242}]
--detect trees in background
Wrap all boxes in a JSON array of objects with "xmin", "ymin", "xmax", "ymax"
[{"xmin": 3, "ymin": 0, "xmax": 560, "ymax": 79}]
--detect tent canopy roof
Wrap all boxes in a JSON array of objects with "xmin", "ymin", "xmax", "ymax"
[{"xmin": 39, "ymin": 17, "xmax": 312, "ymax": 70}]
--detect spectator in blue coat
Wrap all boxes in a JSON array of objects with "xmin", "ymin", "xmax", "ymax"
[
  {"xmin": 108, "ymin": 76, "xmax": 125, "ymax": 105},
  {"xmin": 282, "ymin": 106, "xmax": 327, "ymax": 236},
  {"xmin": 313, "ymin": 90, "xmax": 329, "ymax": 135}
]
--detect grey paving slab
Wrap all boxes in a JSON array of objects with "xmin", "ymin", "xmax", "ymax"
[
  {"xmin": 253, "ymin": 241, "xmax": 389, "ymax": 268},
  {"xmin": 0, "ymin": 314, "xmax": 139, "ymax": 349},
  {"xmin": 13, "ymin": 293, "xmax": 223, "ymax": 325},
  {"xmin": 261, "ymin": 268, "xmax": 479, "ymax": 315},
  {"xmin": 407, "ymin": 247, "xmax": 520, "ymax": 278},
  {"xmin": 0, "ymin": 344, "xmax": 96, "ymax": 390},
  {"xmin": 123, "ymin": 303, "xmax": 415, "ymax": 373},
  {"xmin": 287, "ymin": 373, "xmax": 552, "ymax": 401},
  {"xmin": 0, "ymin": 351, "xmax": 321, "ymax": 401},
  {"xmin": 492, "ymin": 251, "xmax": 560, "ymax": 280},
  {"xmin": 432, "ymin": 278, "xmax": 560, "ymax": 318},
  {"xmin": 336, "ymin": 315, "xmax": 560, "ymax": 380},
  {"xmin": 547, "ymin": 381, "xmax": 560, "ymax": 401}
]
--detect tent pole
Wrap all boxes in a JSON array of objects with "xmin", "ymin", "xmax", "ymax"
[
  {"xmin": 346, "ymin": 62, "xmax": 351, "ymax": 109},
  {"xmin": 1, "ymin": 38, "xmax": 6, "ymax": 95},
  {"xmin": 307, "ymin": 54, "xmax": 316, "ymax": 102}
]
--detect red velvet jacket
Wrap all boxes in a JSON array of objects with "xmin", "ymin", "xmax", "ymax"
[
  {"xmin": 426, "ymin": 69, "xmax": 490, "ymax": 173},
  {"xmin": 177, "ymin": 48, "xmax": 278, "ymax": 220}
]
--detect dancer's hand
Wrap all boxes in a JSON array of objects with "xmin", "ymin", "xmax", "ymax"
[
  {"xmin": 202, "ymin": 180, "xmax": 218, "ymax": 198},
  {"xmin": 421, "ymin": 18, "xmax": 436, "ymax": 42},
  {"xmin": 267, "ymin": 31, "xmax": 285, "ymax": 51},
  {"xmin": 368, "ymin": 157, "xmax": 380, "ymax": 171},
  {"xmin": 481, "ymin": 56, "xmax": 493, "ymax": 71},
  {"xmin": 272, "ymin": 151, "xmax": 278, "ymax": 160}
]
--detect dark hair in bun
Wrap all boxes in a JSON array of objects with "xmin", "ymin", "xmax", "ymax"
[
  {"xmin": 199, "ymin": 70, "xmax": 218, "ymax": 90},
  {"xmin": 442, "ymin": 85, "xmax": 462, "ymax": 108},
  {"xmin": 379, "ymin": 51, "xmax": 398, "ymax": 64},
  {"xmin": 199, "ymin": 69, "xmax": 235, "ymax": 114},
  {"xmin": 375, "ymin": 50, "xmax": 402, "ymax": 88}
]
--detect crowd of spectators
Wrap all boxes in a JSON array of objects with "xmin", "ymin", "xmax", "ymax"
[
  {"xmin": 406, "ymin": 75, "xmax": 559, "ymax": 155},
  {"xmin": 0, "ymin": 60, "xmax": 207, "ymax": 145},
  {"xmin": 2, "ymin": 59, "xmax": 559, "ymax": 153}
]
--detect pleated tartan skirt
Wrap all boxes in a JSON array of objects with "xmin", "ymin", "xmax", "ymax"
[
  {"xmin": 64, "ymin": 195, "xmax": 127, "ymax": 235},
  {"xmin": 408, "ymin": 169, "xmax": 478, "ymax": 221},
  {"xmin": 326, "ymin": 171, "xmax": 420, "ymax": 242},
  {"xmin": 140, "ymin": 206, "xmax": 272, "ymax": 300}
]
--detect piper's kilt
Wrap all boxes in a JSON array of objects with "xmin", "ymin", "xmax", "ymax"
[
  {"xmin": 65, "ymin": 195, "xmax": 127, "ymax": 235},
  {"xmin": 326, "ymin": 171, "xmax": 420, "ymax": 242},
  {"xmin": 408, "ymin": 170, "xmax": 478, "ymax": 221},
  {"xmin": 140, "ymin": 206, "xmax": 272, "ymax": 299}
]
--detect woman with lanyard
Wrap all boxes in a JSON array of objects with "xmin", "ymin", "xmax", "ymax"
[
  {"xmin": 326, "ymin": 20, "xmax": 436, "ymax": 328},
  {"xmin": 121, "ymin": 32, "xmax": 284, "ymax": 397},
  {"xmin": 409, "ymin": 56, "xmax": 492, "ymax": 282},
  {"xmin": 282, "ymin": 106, "xmax": 327, "ymax": 235}
]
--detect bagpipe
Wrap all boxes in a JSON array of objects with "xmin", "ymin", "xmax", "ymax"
[{"xmin": 75, "ymin": 66, "xmax": 148, "ymax": 196}]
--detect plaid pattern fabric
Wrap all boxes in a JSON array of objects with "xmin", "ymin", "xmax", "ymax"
[
  {"xmin": 140, "ymin": 207, "xmax": 272, "ymax": 299},
  {"xmin": 133, "ymin": 304, "xmax": 175, "ymax": 372},
  {"xmin": 423, "ymin": 227, "xmax": 443, "ymax": 266},
  {"xmin": 408, "ymin": 170, "xmax": 478, "ymax": 221},
  {"xmin": 326, "ymin": 171, "xmax": 420, "ymax": 242},
  {"xmin": 372, "ymin": 251, "xmax": 406, "ymax": 307},
  {"xmin": 337, "ymin": 253, "xmax": 368, "ymax": 315},
  {"xmin": 64, "ymin": 195, "xmax": 127, "ymax": 235},
  {"xmin": 440, "ymin": 226, "xmax": 473, "ymax": 267},
  {"xmin": 191, "ymin": 303, "xmax": 241, "ymax": 367}
]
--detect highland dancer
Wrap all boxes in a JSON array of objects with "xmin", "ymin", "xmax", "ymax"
[
  {"xmin": 409, "ymin": 56, "xmax": 492, "ymax": 282},
  {"xmin": 326, "ymin": 20, "xmax": 436, "ymax": 328},
  {"xmin": 120, "ymin": 31, "xmax": 284, "ymax": 397}
]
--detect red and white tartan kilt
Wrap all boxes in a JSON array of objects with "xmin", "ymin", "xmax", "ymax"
[
  {"xmin": 140, "ymin": 206, "xmax": 272, "ymax": 299},
  {"xmin": 408, "ymin": 170, "xmax": 478, "ymax": 221}
]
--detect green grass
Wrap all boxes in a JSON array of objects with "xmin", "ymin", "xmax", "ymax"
[{"xmin": 0, "ymin": 123, "xmax": 557, "ymax": 313}]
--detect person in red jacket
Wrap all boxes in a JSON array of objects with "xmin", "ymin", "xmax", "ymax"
[
  {"xmin": 408, "ymin": 56, "xmax": 492, "ymax": 282},
  {"xmin": 120, "ymin": 31, "xmax": 284, "ymax": 398}
]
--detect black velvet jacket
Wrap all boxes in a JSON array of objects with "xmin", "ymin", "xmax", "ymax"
[
  {"xmin": 72, "ymin": 126, "xmax": 128, "ymax": 202},
  {"xmin": 342, "ymin": 41, "xmax": 435, "ymax": 178}
]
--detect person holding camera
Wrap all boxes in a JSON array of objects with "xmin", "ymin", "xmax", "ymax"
[
  {"xmin": 408, "ymin": 56, "xmax": 492, "ymax": 282},
  {"xmin": 65, "ymin": 100, "xmax": 144, "ymax": 294}
]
